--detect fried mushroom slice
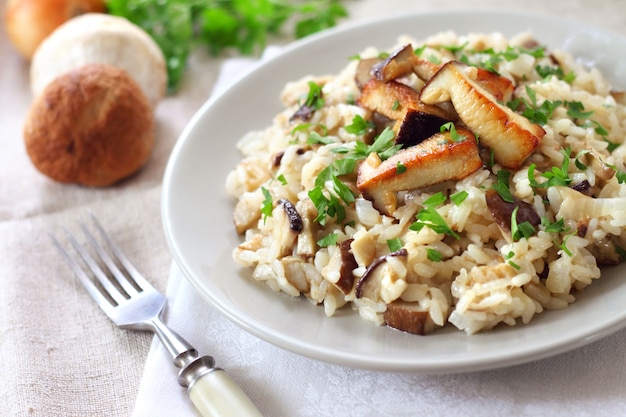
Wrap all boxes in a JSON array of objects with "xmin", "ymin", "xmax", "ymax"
[
  {"xmin": 384, "ymin": 300, "xmax": 438, "ymax": 335},
  {"xmin": 420, "ymin": 61, "xmax": 545, "ymax": 169},
  {"xmin": 394, "ymin": 109, "xmax": 450, "ymax": 148},
  {"xmin": 357, "ymin": 128, "xmax": 483, "ymax": 215},
  {"xmin": 358, "ymin": 78, "xmax": 455, "ymax": 122},
  {"xmin": 485, "ymin": 189, "xmax": 541, "ymax": 238},
  {"xmin": 371, "ymin": 44, "xmax": 416, "ymax": 82}
]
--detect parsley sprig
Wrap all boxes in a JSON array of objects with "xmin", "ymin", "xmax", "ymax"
[{"xmin": 106, "ymin": 0, "xmax": 348, "ymax": 91}]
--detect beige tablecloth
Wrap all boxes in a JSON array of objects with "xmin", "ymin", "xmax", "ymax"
[{"xmin": 2, "ymin": 1, "xmax": 626, "ymax": 416}]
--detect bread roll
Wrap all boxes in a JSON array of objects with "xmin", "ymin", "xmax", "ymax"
[{"xmin": 24, "ymin": 63, "xmax": 155, "ymax": 187}]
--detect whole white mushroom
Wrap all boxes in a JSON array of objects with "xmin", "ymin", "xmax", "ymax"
[{"xmin": 30, "ymin": 13, "xmax": 167, "ymax": 108}]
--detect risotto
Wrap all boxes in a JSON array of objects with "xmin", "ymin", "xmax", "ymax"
[{"xmin": 225, "ymin": 31, "xmax": 626, "ymax": 335}]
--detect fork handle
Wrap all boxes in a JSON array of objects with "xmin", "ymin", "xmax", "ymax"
[{"xmin": 188, "ymin": 368, "xmax": 263, "ymax": 417}]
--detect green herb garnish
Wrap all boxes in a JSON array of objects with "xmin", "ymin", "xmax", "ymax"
[
  {"xmin": 387, "ymin": 238, "xmax": 403, "ymax": 252},
  {"xmin": 450, "ymin": 190, "xmax": 469, "ymax": 206},
  {"xmin": 493, "ymin": 169, "xmax": 515, "ymax": 203},
  {"xmin": 317, "ymin": 233, "xmax": 338, "ymax": 247},
  {"xmin": 511, "ymin": 206, "xmax": 536, "ymax": 241},
  {"xmin": 344, "ymin": 114, "xmax": 375, "ymax": 136},
  {"xmin": 107, "ymin": 0, "xmax": 347, "ymax": 91},
  {"xmin": 440, "ymin": 122, "xmax": 466, "ymax": 142},
  {"xmin": 410, "ymin": 194, "xmax": 460, "ymax": 239},
  {"xmin": 426, "ymin": 248, "xmax": 443, "ymax": 262},
  {"xmin": 260, "ymin": 186, "xmax": 273, "ymax": 223}
]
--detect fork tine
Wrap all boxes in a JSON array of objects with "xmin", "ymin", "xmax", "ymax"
[
  {"xmin": 88, "ymin": 212, "xmax": 154, "ymax": 291},
  {"xmin": 79, "ymin": 221, "xmax": 139, "ymax": 297},
  {"xmin": 63, "ymin": 227, "xmax": 128, "ymax": 306},
  {"xmin": 49, "ymin": 232, "xmax": 116, "ymax": 315}
]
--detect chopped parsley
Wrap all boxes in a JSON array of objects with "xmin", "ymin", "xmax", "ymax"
[
  {"xmin": 387, "ymin": 238, "xmax": 403, "ymax": 252},
  {"xmin": 535, "ymin": 65, "xmax": 576, "ymax": 83},
  {"xmin": 276, "ymin": 174, "xmax": 288, "ymax": 185},
  {"xmin": 410, "ymin": 193, "xmax": 460, "ymax": 239},
  {"xmin": 564, "ymin": 100, "xmax": 594, "ymax": 119},
  {"xmin": 308, "ymin": 186, "xmax": 345, "ymax": 226},
  {"xmin": 304, "ymin": 81, "xmax": 325, "ymax": 110},
  {"xmin": 439, "ymin": 122, "xmax": 467, "ymax": 142},
  {"xmin": 309, "ymin": 126, "xmax": 401, "ymax": 226},
  {"xmin": 511, "ymin": 206, "xmax": 536, "ymax": 241},
  {"xmin": 260, "ymin": 187, "xmax": 273, "ymax": 223},
  {"xmin": 344, "ymin": 114, "xmax": 375, "ymax": 135},
  {"xmin": 541, "ymin": 217, "xmax": 571, "ymax": 234},
  {"xmin": 426, "ymin": 247, "xmax": 443, "ymax": 262},
  {"xmin": 528, "ymin": 148, "xmax": 573, "ymax": 188},
  {"xmin": 509, "ymin": 86, "xmax": 562, "ymax": 125},
  {"xmin": 505, "ymin": 250, "xmax": 521, "ymax": 270},
  {"xmin": 317, "ymin": 233, "xmax": 338, "ymax": 248},
  {"xmin": 307, "ymin": 131, "xmax": 335, "ymax": 145},
  {"xmin": 396, "ymin": 162, "xmax": 407, "ymax": 174},
  {"xmin": 450, "ymin": 190, "xmax": 469, "ymax": 206},
  {"xmin": 492, "ymin": 169, "xmax": 515, "ymax": 203}
]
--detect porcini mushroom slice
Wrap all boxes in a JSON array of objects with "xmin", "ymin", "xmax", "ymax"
[
  {"xmin": 358, "ymin": 79, "xmax": 454, "ymax": 122},
  {"xmin": 394, "ymin": 109, "xmax": 450, "ymax": 148},
  {"xmin": 278, "ymin": 198, "xmax": 303, "ymax": 233},
  {"xmin": 357, "ymin": 128, "xmax": 483, "ymax": 215},
  {"xmin": 420, "ymin": 61, "xmax": 545, "ymax": 169},
  {"xmin": 384, "ymin": 300, "xmax": 438, "ymax": 335},
  {"xmin": 335, "ymin": 239, "xmax": 358, "ymax": 294},
  {"xmin": 411, "ymin": 58, "xmax": 441, "ymax": 82},
  {"xmin": 485, "ymin": 189, "xmax": 540, "ymax": 236},
  {"xmin": 355, "ymin": 57, "xmax": 383, "ymax": 89},
  {"xmin": 371, "ymin": 44, "xmax": 416, "ymax": 82},
  {"xmin": 355, "ymin": 249, "xmax": 408, "ymax": 299},
  {"xmin": 474, "ymin": 67, "xmax": 515, "ymax": 103}
]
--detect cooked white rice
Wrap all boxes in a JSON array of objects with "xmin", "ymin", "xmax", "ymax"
[{"xmin": 226, "ymin": 31, "xmax": 626, "ymax": 335}]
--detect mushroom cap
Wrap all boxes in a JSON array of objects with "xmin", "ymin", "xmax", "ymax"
[
  {"xmin": 30, "ymin": 13, "xmax": 167, "ymax": 108},
  {"xmin": 24, "ymin": 63, "xmax": 155, "ymax": 187}
]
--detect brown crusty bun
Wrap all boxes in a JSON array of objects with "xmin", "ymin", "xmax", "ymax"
[{"xmin": 24, "ymin": 63, "xmax": 154, "ymax": 187}]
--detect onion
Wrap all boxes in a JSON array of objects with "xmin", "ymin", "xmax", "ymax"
[
  {"xmin": 548, "ymin": 186, "xmax": 626, "ymax": 220},
  {"xmin": 4, "ymin": 0, "xmax": 105, "ymax": 59}
]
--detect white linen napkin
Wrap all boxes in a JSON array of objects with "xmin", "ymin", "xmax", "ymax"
[{"xmin": 132, "ymin": 50, "xmax": 626, "ymax": 417}]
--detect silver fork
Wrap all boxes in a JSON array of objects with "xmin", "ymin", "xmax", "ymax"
[{"xmin": 50, "ymin": 214, "xmax": 262, "ymax": 417}]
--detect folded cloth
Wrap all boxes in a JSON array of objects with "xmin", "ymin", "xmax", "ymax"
[{"xmin": 132, "ymin": 48, "xmax": 626, "ymax": 417}]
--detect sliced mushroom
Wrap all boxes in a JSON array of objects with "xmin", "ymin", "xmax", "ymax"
[
  {"xmin": 474, "ymin": 67, "xmax": 515, "ymax": 103},
  {"xmin": 371, "ymin": 44, "xmax": 416, "ymax": 82},
  {"xmin": 357, "ymin": 128, "xmax": 483, "ymax": 214},
  {"xmin": 384, "ymin": 300, "xmax": 438, "ymax": 335},
  {"xmin": 357, "ymin": 78, "xmax": 454, "ymax": 122},
  {"xmin": 355, "ymin": 57, "xmax": 383, "ymax": 89},
  {"xmin": 485, "ymin": 189, "xmax": 540, "ymax": 235},
  {"xmin": 411, "ymin": 58, "xmax": 441, "ymax": 82},
  {"xmin": 335, "ymin": 239, "xmax": 358, "ymax": 294},
  {"xmin": 580, "ymin": 147, "xmax": 615, "ymax": 182},
  {"xmin": 610, "ymin": 90, "xmax": 626, "ymax": 105},
  {"xmin": 355, "ymin": 248, "xmax": 408, "ymax": 299},
  {"xmin": 278, "ymin": 198, "xmax": 303, "ymax": 233},
  {"xmin": 394, "ymin": 109, "xmax": 450, "ymax": 148},
  {"xmin": 420, "ymin": 61, "xmax": 545, "ymax": 169},
  {"xmin": 369, "ymin": 43, "xmax": 514, "ymax": 103}
]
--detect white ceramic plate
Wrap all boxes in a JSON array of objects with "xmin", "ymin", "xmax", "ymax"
[{"xmin": 162, "ymin": 11, "xmax": 626, "ymax": 373}]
